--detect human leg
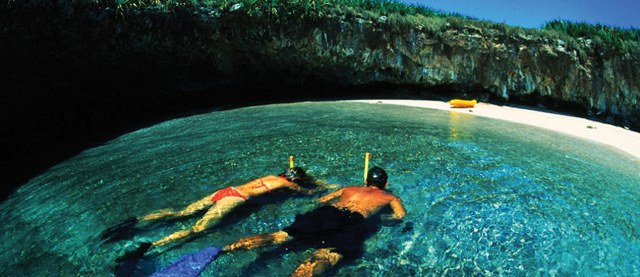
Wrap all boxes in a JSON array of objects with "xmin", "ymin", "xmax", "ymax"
[
  {"xmin": 152, "ymin": 196, "xmax": 245, "ymax": 247},
  {"xmin": 223, "ymin": 230, "xmax": 292, "ymax": 251},
  {"xmin": 141, "ymin": 193, "xmax": 215, "ymax": 222},
  {"xmin": 290, "ymin": 248, "xmax": 342, "ymax": 277},
  {"xmin": 140, "ymin": 208, "xmax": 177, "ymax": 221}
]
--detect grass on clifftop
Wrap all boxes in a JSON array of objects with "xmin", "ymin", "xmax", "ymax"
[
  {"xmin": 116, "ymin": 0, "xmax": 466, "ymax": 22},
  {"xmin": 543, "ymin": 20, "xmax": 640, "ymax": 53},
  {"xmin": 116, "ymin": 0, "xmax": 639, "ymax": 55}
]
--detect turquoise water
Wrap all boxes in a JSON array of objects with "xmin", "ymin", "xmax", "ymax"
[{"xmin": 1, "ymin": 102, "xmax": 639, "ymax": 276}]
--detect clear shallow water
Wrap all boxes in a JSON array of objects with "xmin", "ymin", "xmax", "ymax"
[{"xmin": 1, "ymin": 101, "xmax": 639, "ymax": 276}]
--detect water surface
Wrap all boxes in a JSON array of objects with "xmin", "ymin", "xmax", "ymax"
[{"xmin": 1, "ymin": 102, "xmax": 639, "ymax": 276}]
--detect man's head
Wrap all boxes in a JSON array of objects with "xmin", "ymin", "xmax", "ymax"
[
  {"xmin": 366, "ymin": 166, "xmax": 388, "ymax": 189},
  {"xmin": 279, "ymin": 167, "xmax": 309, "ymax": 183}
]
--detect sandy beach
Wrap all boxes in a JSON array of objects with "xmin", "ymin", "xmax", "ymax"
[{"xmin": 349, "ymin": 99, "xmax": 640, "ymax": 161}]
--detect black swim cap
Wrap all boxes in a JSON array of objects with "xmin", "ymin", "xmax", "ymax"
[
  {"xmin": 280, "ymin": 167, "xmax": 307, "ymax": 181},
  {"xmin": 366, "ymin": 166, "xmax": 388, "ymax": 188}
]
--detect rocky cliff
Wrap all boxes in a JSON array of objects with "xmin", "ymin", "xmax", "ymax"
[
  {"xmin": 1, "ymin": 0, "xmax": 639, "ymax": 197},
  {"xmin": 3, "ymin": 1, "xmax": 638, "ymax": 126},
  {"xmin": 208, "ymin": 13, "xmax": 639, "ymax": 128}
]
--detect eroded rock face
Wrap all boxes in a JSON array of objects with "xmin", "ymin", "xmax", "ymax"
[
  {"xmin": 220, "ymin": 17, "xmax": 638, "ymax": 128},
  {"xmin": 1, "ymin": 2, "xmax": 639, "ymax": 196},
  {"xmin": 2, "ymin": 2, "xmax": 639, "ymax": 129}
]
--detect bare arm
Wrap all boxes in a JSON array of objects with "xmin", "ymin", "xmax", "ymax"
[
  {"xmin": 388, "ymin": 198, "xmax": 406, "ymax": 220},
  {"xmin": 285, "ymin": 181, "xmax": 340, "ymax": 195},
  {"xmin": 380, "ymin": 197, "xmax": 406, "ymax": 222},
  {"xmin": 284, "ymin": 182, "xmax": 316, "ymax": 195},
  {"xmin": 317, "ymin": 188, "xmax": 344, "ymax": 203},
  {"xmin": 312, "ymin": 179, "xmax": 341, "ymax": 191}
]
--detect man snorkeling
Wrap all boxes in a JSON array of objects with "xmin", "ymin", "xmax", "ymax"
[
  {"xmin": 111, "ymin": 166, "xmax": 332, "ymax": 262},
  {"xmin": 222, "ymin": 166, "xmax": 406, "ymax": 277}
]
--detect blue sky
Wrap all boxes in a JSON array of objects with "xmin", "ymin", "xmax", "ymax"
[{"xmin": 398, "ymin": 0, "xmax": 640, "ymax": 29}]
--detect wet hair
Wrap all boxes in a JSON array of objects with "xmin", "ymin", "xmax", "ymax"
[
  {"xmin": 279, "ymin": 167, "xmax": 312, "ymax": 185},
  {"xmin": 366, "ymin": 166, "xmax": 388, "ymax": 189}
]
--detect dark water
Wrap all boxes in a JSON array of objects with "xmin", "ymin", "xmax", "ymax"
[{"xmin": 1, "ymin": 102, "xmax": 639, "ymax": 276}]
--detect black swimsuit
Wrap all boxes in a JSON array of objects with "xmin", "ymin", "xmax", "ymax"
[{"xmin": 283, "ymin": 206, "xmax": 377, "ymax": 259}]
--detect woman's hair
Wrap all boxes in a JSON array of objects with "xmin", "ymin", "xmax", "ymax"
[{"xmin": 366, "ymin": 166, "xmax": 388, "ymax": 189}]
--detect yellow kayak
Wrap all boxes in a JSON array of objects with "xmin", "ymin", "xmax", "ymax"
[{"xmin": 449, "ymin": 99, "xmax": 477, "ymax": 108}]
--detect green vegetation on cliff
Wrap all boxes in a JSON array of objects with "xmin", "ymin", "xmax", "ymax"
[
  {"xmin": 2, "ymin": 0, "xmax": 640, "ymax": 195},
  {"xmin": 115, "ymin": 0, "xmax": 458, "ymax": 19},
  {"xmin": 3, "ymin": 0, "xmax": 640, "ymax": 121},
  {"xmin": 9, "ymin": 0, "xmax": 638, "ymax": 51},
  {"xmin": 111, "ymin": 0, "xmax": 639, "ymax": 55},
  {"xmin": 543, "ymin": 20, "xmax": 640, "ymax": 53}
]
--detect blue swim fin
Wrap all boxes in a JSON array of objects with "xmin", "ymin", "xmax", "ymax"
[{"xmin": 151, "ymin": 246, "xmax": 222, "ymax": 277}]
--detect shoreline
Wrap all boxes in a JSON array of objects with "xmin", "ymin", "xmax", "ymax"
[{"xmin": 349, "ymin": 99, "xmax": 640, "ymax": 161}]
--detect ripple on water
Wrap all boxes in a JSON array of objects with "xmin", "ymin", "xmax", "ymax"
[{"xmin": 1, "ymin": 102, "xmax": 639, "ymax": 276}]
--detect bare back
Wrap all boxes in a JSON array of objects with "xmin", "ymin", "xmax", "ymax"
[
  {"xmin": 235, "ymin": 175, "xmax": 300, "ymax": 198},
  {"xmin": 321, "ymin": 186, "xmax": 405, "ymax": 219}
]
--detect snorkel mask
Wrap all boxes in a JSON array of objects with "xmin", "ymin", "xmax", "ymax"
[
  {"xmin": 279, "ymin": 167, "xmax": 308, "ymax": 182},
  {"xmin": 366, "ymin": 166, "xmax": 388, "ymax": 188}
]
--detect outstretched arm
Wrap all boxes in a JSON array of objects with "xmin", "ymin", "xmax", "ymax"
[
  {"xmin": 284, "ymin": 182, "xmax": 316, "ymax": 195},
  {"xmin": 313, "ymin": 179, "xmax": 341, "ymax": 191},
  {"xmin": 285, "ymin": 181, "xmax": 340, "ymax": 195},
  {"xmin": 317, "ymin": 188, "xmax": 344, "ymax": 203}
]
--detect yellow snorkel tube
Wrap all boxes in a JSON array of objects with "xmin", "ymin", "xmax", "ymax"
[
  {"xmin": 289, "ymin": 155, "xmax": 295, "ymax": 168},
  {"xmin": 363, "ymin": 152, "xmax": 370, "ymax": 184}
]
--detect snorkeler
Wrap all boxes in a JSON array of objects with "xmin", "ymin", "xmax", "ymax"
[
  {"xmin": 222, "ymin": 166, "xmax": 406, "ymax": 277},
  {"xmin": 111, "ymin": 166, "xmax": 332, "ymax": 264}
]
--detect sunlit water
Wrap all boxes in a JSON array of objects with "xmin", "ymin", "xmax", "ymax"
[{"xmin": 2, "ymin": 102, "xmax": 639, "ymax": 276}]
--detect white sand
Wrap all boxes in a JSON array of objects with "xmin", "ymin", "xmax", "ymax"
[{"xmin": 348, "ymin": 99, "xmax": 640, "ymax": 161}]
